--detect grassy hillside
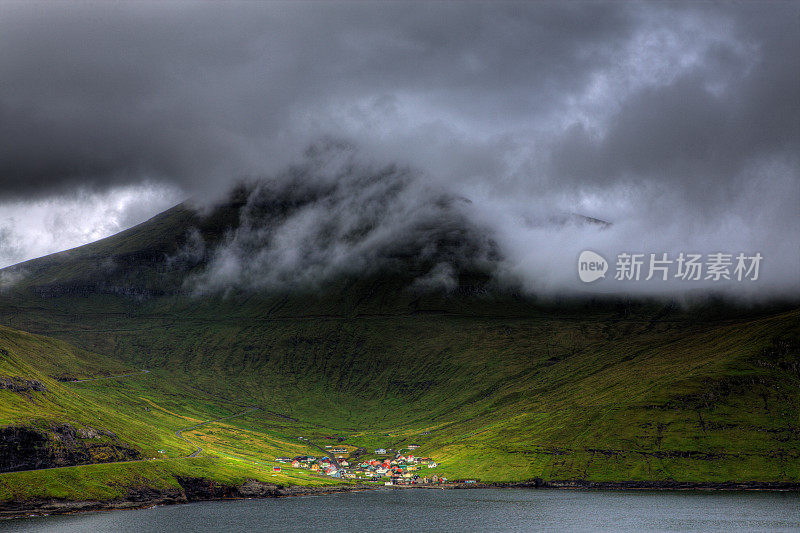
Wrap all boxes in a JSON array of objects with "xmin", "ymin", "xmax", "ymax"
[
  {"xmin": 1, "ymin": 296, "xmax": 797, "ymax": 488},
  {"xmin": 0, "ymin": 199, "xmax": 798, "ymax": 504},
  {"xmin": 0, "ymin": 323, "xmax": 347, "ymax": 503}
]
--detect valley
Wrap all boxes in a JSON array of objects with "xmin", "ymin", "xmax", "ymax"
[{"xmin": 0, "ymin": 202, "xmax": 797, "ymax": 515}]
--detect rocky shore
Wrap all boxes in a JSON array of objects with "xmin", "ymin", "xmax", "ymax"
[
  {"xmin": 0, "ymin": 478, "xmax": 376, "ymax": 519},
  {"xmin": 2, "ymin": 478, "xmax": 798, "ymax": 519}
]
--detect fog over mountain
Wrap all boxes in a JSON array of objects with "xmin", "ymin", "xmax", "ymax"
[{"xmin": 0, "ymin": 1, "xmax": 797, "ymax": 297}]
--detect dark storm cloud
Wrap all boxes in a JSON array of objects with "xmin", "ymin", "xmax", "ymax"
[
  {"xmin": 549, "ymin": 3, "xmax": 799, "ymax": 211},
  {"xmin": 0, "ymin": 1, "xmax": 635, "ymax": 198},
  {"xmin": 0, "ymin": 2, "xmax": 271, "ymax": 197},
  {"xmin": 0, "ymin": 1, "xmax": 797, "ymax": 296}
]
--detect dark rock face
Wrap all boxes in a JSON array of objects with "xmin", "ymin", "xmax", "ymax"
[
  {"xmin": 175, "ymin": 476, "xmax": 245, "ymax": 500},
  {"xmin": 0, "ymin": 479, "xmax": 377, "ymax": 518},
  {"xmin": 0, "ymin": 376, "xmax": 47, "ymax": 392},
  {"xmin": 0, "ymin": 424, "xmax": 141, "ymax": 473}
]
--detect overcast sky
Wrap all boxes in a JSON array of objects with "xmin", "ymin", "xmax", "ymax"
[{"xmin": 0, "ymin": 1, "xmax": 797, "ymax": 297}]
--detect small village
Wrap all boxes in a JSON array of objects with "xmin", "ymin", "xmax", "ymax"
[{"xmin": 273, "ymin": 443, "xmax": 453, "ymax": 485}]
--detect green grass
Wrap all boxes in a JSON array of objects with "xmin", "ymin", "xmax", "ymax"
[
  {"xmin": 0, "ymin": 322, "xmax": 356, "ymax": 502},
  {"xmin": 0, "ymin": 456, "xmax": 347, "ymax": 502},
  {"xmin": 0, "ymin": 200, "xmax": 797, "ymax": 503},
  {"xmin": 0, "ymin": 301, "xmax": 797, "ymax": 503}
]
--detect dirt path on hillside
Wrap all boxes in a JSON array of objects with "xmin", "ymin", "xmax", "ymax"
[
  {"xmin": 174, "ymin": 407, "xmax": 263, "ymax": 457},
  {"xmin": 306, "ymin": 440, "xmax": 342, "ymax": 469},
  {"xmin": 66, "ymin": 369, "xmax": 150, "ymax": 383},
  {"xmin": 63, "ymin": 369, "xmax": 265, "ymax": 459}
]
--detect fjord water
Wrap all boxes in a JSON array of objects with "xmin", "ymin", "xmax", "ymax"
[{"xmin": 2, "ymin": 489, "xmax": 798, "ymax": 532}]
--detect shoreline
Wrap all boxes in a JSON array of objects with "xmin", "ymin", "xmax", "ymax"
[
  {"xmin": 0, "ymin": 481, "xmax": 377, "ymax": 520},
  {"xmin": 2, "ymin": 478, "xmax": 799, "ymax": 520}
]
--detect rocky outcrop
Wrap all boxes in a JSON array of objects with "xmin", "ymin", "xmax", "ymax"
[
  {"xmin": 0, "ymin": 376, "xmax": 47, "ymax": 392},
  {"xmin": 0, "ymin": 423, "xmax": 140, "ymax": 473},
  {"xmin": 2, "ymin": 476, "xmax": 798, "ymax": 519},
  {"xmin": 0, "ymin": 478, "xmax": 375, "ymax": 518},
  {"xmin": 176, "ymin": 477, "xmax": 372, "ymax": 500}
]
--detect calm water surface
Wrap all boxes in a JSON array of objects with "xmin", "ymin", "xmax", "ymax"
[{"xmin": 1, "ymin": 488, "xmax": 798, "ymax": 532}]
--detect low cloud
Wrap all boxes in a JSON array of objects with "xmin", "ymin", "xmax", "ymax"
[
  {"xmin": 0, "ymin": 184, "xmax": 180, "ymax": 269},
  {"xmin": 188, "ymin": 141, "xmax": 497, "ymax": 294},
  {"xmin": 184, "ymin": 143, "xmax": 799, "ymax": 300},
  {"xmin": 0, "ymin": 2, "xmax": 796, "ymax": 299}
]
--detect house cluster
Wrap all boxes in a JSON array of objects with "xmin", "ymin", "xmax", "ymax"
[
  {"xmin": 276, "ymin": 455, "xmax": 346, "ymax": 477},
  {"xmin": 356, "ymin": 453, "xmax": 445, "ymax": 485},
  {"xmin": 274, "ymin": 448, "xmax": 445, "ymax": 485}
]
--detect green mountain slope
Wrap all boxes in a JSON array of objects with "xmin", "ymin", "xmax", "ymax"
[
  {"xmin": 0, "ymin": 198, "xmax": 798, "ymax": 507},
  {"xmin": 0, "ymin": 323, "xmax": 349, "ymax": 506}
]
